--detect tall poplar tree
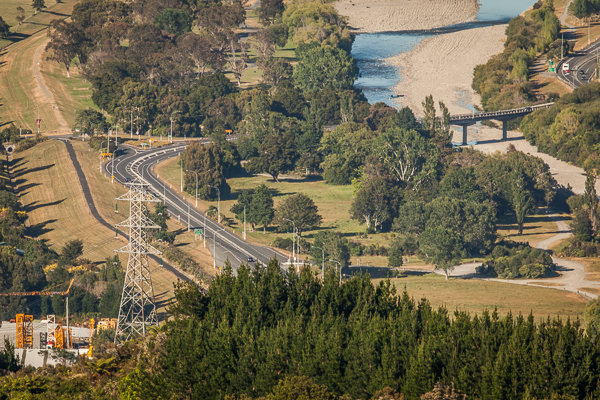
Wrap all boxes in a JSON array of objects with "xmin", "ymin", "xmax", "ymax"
[{"xmin": 584, "ymin": 170, "xmax": 598, "ymax": 236}]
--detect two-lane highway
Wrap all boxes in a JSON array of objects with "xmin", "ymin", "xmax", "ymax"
[
  {"xmin": 104, "ymin": 143, "xmax": 290, "ymax": 272},
  {"xmin": 557, "ymin": 39, "xmax": 600, "ymax": 88}
]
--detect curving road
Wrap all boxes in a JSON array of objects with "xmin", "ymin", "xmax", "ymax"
[
  {"xmin": 57, "ymin": 139, "xmax": 191, "ymax": 282},
  {"xmin": 104, "ymin": 142, "xmax": 289, "ymax": 272},
  {"xmin": 557, "ymin": 40, "xmax": 600, "ymax": 88},
  {"xmin": 556, "ymin": 0, "xmax": 600, "ymax": 89}
]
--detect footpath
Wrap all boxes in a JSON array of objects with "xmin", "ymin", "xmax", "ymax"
[{"xmin": 433, "ymin": 213, "xmax": 599, "ymax": 300}]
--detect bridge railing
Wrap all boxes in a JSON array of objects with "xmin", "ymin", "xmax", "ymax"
[{"xmin": 449, "ymin": 102, "xmax": 554, "ymax": 122}]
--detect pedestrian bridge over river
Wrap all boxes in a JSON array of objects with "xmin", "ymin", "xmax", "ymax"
[{"xmin": 450, "ymin": 103, "xmax": 554, "ymax": 145}]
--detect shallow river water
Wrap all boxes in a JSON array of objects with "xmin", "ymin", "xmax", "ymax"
[{"xmin": 351, "ymin": 0, "xmax": 542, "ymax": 107}]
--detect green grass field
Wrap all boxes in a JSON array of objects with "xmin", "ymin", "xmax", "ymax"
[
  {"xmin": 384, "ymin": 273, "xmax": 588, "ymax": 320},
  {"xmin": 155, "ymin": 155, "xmax": 573, "ymax": 270},
  {"xmin": 0, "ymin": 0, "xmax": 78, "ymax": 48},
  {"xmin": 0, "ymin": 0, "xmax": 93, "ymax": 132},
  {"xmin": 154, "ymin": 156, "xmax": 370, "ymax": 248},
  {"xmin": 44, "ymin": 58, "xmax": 96, "ymax": 127},
  {"xmin": 0, "ymin": 33, "xmax": 61, "ymax": 131}
]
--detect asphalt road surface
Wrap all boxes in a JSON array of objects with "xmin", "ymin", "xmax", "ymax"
[
  {"xmin": 59, "ymin": 139, "xmax": 191, "ymax": 282},
  {"xmin": 104, "ymin": 142, "xmax": 290, "ymax": 273},
  {"xmin": 557, "ymin": 39, "xmax": 600, "ymax": 88}
]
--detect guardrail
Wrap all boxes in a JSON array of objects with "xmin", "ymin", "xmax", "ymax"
[{"xmin": 449, "ymin": 103, "xmax": 554, "ymax": 122}]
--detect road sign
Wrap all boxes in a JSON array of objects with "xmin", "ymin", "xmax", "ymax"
[
  {"xmin": 548, "ymin": 60, "xmax": 554, "ymax": 66},
  {"xmin": 549, "ymin": 67, "xmax": 556, "ymax": 73},
  {"xmin": 194, "ymin": 229, "xmax": 202, "ymax": 235}
]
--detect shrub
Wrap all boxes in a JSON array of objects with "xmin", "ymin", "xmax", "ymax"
[
  {"xmin": 558, "ymin": 237, "xmax": 600, "ymax": 257},
  {"xmin": 478, "ymin": 243, "xmax": 554, "ymax": 278}
]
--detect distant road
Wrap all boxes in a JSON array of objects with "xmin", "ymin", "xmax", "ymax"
[
  {"xmin": 557, "ymin": 39, "xmax": 600, "ymax": 88},
  {"xmin": 59, "ymin": 139, "xmax": 191, "ymax": 282},
  {"xmin": 105, "ymin": 143, "xmax": 290, "ymax": 271},
  {"xmin": 557, "ymin": 0, "xmax": 600, "ymax": 89}
]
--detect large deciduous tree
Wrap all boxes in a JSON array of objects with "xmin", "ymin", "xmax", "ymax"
[
  {"xmin": 45, "ymin": 19, "xmax": 91, "ymax": 78},
  {"xmin": 178, "ymin": 33, "xmax": 225, "ymax": 75},
  {"xmin": 293, "ymin": 43, "xmax": 358, "ymax": 92},
  {"xmin": 320, "ymin": 122, "xmax": 376, "ymax": 185},
  {"xmin": 350, "ymin": 178, "xmax": 399, "ymax": 232},
  {"xmin": 32, "ymin": 0, "xmax": 46, "ymax": 14},
  {"xmin": 154, "ymin": 8, "xmax": 191, "ymax": 36},
  {"xmin": 248, "ymin": 131, "xmax": 297, "ymax": 182},
  {"xmin": 0, "ymin": 17, "xmax": 10, "ymax": 38},
  {"xmin": 282, "ymin": 1, "xmax": 351, "ymax": 51},
  {"xmin": 182, "ymin": 142, "xmax": 230, "ymax": 200},
  {"xmin": 275, "ymin": 193, "xmax": 322, "ymax": 236},
  {"xmin": 258, "ymin": 0, "xmax": 284, "ymax": 25},
  {"xmin": 261, "ymin": 57, "xmax": 292, "ymax": 94},
  {"xmin": 418, "ymin": 227, "xmax": 465, "ymax": 280},
  {"xmin": 584, "ymin": 170, "xmax": 598, "ymax": 236},
  {"xmin": 375, "ymin": 128, "xmax": 440, "ymax": 190},
  {"xmin": 228, "ymin": 38, "xmax": 248, "ymax": 87},
  {"xmin": 310, "ymin": 231, "xmax": 350, "ymax": 268},
  {"xmin": 195, "ymin": 2, "xmax": 245, "ymax": 51},
  {"xmin": 230, "ymin": 185, "xmax": 274, "ymax": 233},
  {"xmin": 74, "ymin": 109, "xmax": 109, "ymax": 136}
]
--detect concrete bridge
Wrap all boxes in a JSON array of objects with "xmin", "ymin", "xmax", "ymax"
[{"xmin": 450, "ymin": 103, "xmax": 554, "ymax": 145}]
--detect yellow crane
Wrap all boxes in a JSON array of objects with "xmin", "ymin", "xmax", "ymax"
[{"xmin": 0, "ymin": 279, "xmax": 74, "ymax": 297}]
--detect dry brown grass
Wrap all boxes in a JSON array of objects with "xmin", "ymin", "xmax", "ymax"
[
  {"xmin": 386, "ymin": 273, "xmax": 587, "ymax": 320},
  {"xmin": 554, "ymin": 0, "xmax": 570, "ymax": 18},
  {"xmin": 16, "ymin": 140, "xmax": 124, "ymax": 262},
  {"xmin": 15, "ymin": 140, "xmax": 189, "ymax": 313},
  {"xmin": 579, "ymin": 287, "xmax": 600, "ymax": 295},
  {"xmin": 579, "ymin": 259, "xmax": 600, "ymax": 282},
  {"xmin": 496, "ymin": 211, "xmax": 564, "ymax": 247},
  {"xmin": 528, "ymin": 282, "xmax": 565, "ymax": 287}
]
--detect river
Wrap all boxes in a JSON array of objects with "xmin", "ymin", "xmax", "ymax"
[{"xmin": 352, "ymin": 0, "xmax": 542, "ymax": 108}]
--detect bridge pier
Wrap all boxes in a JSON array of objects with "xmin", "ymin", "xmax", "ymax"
[
  {"xmin": 502, "ymin": 120, "xmax": 508, "ymax": 140},
  {"xmin": 462, "ymin": 125, "xmax": 468, "ymax": 145}
]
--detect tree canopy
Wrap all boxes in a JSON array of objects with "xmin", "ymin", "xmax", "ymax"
[{"xmin": 275, "ymin": 193, "xmax": 322, "ymax": 236}]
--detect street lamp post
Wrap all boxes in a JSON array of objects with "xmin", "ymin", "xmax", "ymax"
[
  {"xmin": 163, "ymin": 177, "xmax": 176, "ymax": 205},
  {"xmin": 214, "ymin": 226, "xmax": 216, "ymax": 269},
  {"xmin": 111, "ymin": 151, "xmax": 115, "ymax": 184},
  {"xmin": 329, "ymin": 259, "xmax": 342, "ymax": 285},
  {"xmin": 186, "ymin": 170, "xmax": 199, "ymax": 207},
  {"xmin": 187, "ymin": 196, "xmax": 191, "ymax": 232},
  {"xmin": 170, "ymin": 111, "xmax": 178, "ymax": 144},
  {"xmin": 209, "ymin": 185, "xmax": 221, "ymax": 223},
  {"xmin": 211, "ymin": 215, "xmax": 224, "ymax": 269},
  {"xmin": 313, "ymin": 246, "xmax": 325, "ymax": 281},
  {"xmin": 283, "ymin": 218, "xmax": 296, "ymax": 270}
]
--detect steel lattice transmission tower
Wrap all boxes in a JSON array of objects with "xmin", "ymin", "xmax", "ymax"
[{"xmin": 114, "ymin": 178, "xmax": 162, "ymax": 344}]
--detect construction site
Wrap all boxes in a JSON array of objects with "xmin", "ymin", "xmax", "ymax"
[{"xmin": 0, "ymin": 278, "xmax": 119, "ymax": 366}]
